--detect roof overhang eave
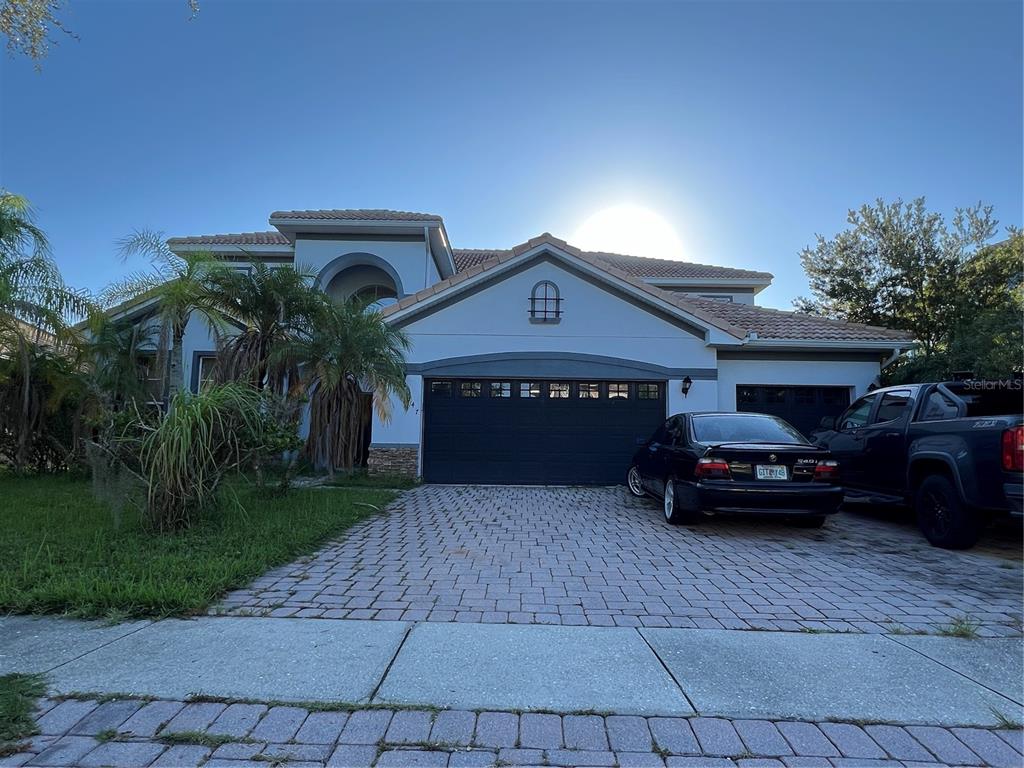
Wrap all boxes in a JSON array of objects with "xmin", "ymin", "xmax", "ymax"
[
  {"xmin": 718, "ymin": 338, "xmax": 919, "ymax": 352},
  {"xmin": 167, "ymin": 243, "xmax": 294, "ymax": 257},
  {"xmin": 644, "ymin": 277, "xmax": 773, "ymax": 293}
]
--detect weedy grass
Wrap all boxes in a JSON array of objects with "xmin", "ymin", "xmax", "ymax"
[
  {"xmin": 0, "ymin": 475, "xmax": 395, "ymax": 620},
  {"xmin": 0, "ymin": 673, "xmax": 46, "ymax": 750},
  {"xmin": 325, "ymin": 471, "xmax": 420, "ymax": 490},
  {"xmin": 937, "ymin": 616, "xmax": 981, "ymax": 639},
  {"xmin": 158, "ymin": 731, "xmax": 257, "ymax": 748}
]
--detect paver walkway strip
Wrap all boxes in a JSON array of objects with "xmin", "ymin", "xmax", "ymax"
[{"xmin": 5, "ymin": 693, "xmax": 1022, "ymax": 767}]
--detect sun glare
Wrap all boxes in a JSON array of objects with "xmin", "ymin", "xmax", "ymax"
[{"xmin": 572, "ymin": 204, "xmax": 685, "ymax": 260}]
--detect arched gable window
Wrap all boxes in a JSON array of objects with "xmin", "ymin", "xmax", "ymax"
[{"xmin": 529, "ymin": 280, "xmax": 562, "ymax": 323}]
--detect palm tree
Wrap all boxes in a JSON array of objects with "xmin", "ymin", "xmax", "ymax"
[
  {"xmin": 79, "ymin": 312, "xmax": 158, "ymax": 412},
  {"xmin": 0, "ymin": 191, "xmax": 92, "ymax": 470},
  {"xmin": 101, "ymin": 230, "xmax": 227, "ymax": 403},
  {"xmin": 279, "ymin": 298, "xmax": 411, "ymax": 473},
  {"xmin": 205, "ymin": 261, "xmax": 321, "ymax": 394}
]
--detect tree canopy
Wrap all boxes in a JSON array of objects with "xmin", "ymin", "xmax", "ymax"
[
  {"xmin": 1, "ymin": 0, "xmax": 198, "ymax": 63},
  {"xmin": 796, "ymin": 198, "xmax": 1022, "ymax": 383}
]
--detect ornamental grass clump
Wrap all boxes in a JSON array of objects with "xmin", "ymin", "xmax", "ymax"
[{"xmin": 90, "ymin": 383, "xmax": 299, "ymax": 532}]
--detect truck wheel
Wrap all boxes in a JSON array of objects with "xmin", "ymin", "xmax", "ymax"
[{"xmin": 915, "ymin": 474, "xmax": 979, "ymax": 549}]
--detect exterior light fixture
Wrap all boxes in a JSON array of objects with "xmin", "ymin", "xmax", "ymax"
[{"xmin": 681, "ymin": 376, "xmax": 693, "ymax": 397}]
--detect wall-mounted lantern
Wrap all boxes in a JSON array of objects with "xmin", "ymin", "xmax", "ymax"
[{"xmin": 681, "ymin": 376, "xmax": 693, "ymax": 398}]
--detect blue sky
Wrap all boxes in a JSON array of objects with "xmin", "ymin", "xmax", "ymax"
[{"xmin": 1, "ymin": 0, "xmax": 1020, "ymax": 309}]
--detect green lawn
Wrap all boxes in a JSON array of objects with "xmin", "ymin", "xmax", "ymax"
[
  {"xmin": 0, "ymin": 475, "xmax": 396, "ymax": 620},
  {"xmin": 326, "ymin": 470, "xmax": 421, "ymax": 490}
]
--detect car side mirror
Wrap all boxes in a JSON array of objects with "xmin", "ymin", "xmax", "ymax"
[{"xmin": 819, "ymin": 416, "xmax": 836, "ymax": 430}]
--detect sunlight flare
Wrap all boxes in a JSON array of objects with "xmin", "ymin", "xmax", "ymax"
[{"xmin": 572, "ymin": 204, "xmax": 685, "ymax": 260}]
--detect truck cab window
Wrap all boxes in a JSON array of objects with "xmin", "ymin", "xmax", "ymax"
[
  {"xmin": 872, "ymin": 391, "xmax": 911, "ymax": 424},
  {"xmin": 920, "ymin": 390, "xmax": 960, "ymax": 421},
  {"xmin": 839, "ymin": 395, "xmax": 875, "ymax": 430}
]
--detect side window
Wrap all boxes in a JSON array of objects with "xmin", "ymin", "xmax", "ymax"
[
  {"xmin": 920, "ymin": 390, "xmax": 960, "ymax": 421},
  {"xmin": 872, "ymin": 390, "xmax": 911, "ymax": 424},
  {"xmin": 650, "ymin": 421, "xmax": 671, "ymax": 445},
  {"xmin": 669, "ymin": 417, "xmax": 687, "ymax": 446},
  {"xmin": 196, "ymin": 355, "xmax": 217, "ymax": 392},
  {"xmin": 839, "ymin": 395, "xmax": 876, "ymax": 431}
]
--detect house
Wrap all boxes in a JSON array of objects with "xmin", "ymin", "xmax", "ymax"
[{"xmin": 161, "ymin": 208, "xmax": 914, "ymax": 485}]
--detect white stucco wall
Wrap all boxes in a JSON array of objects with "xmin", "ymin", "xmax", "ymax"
[
  {"xmin": 401, "ymin": 260, "xmax": 717, "ymax": 366},
  {"xmin": 716, "ymin": 358, "xmax": 880, "ymax": 410},
  {"xmin": 667, "ymin": 376, "xmax": 718, "ymax": 415},
  {"xmin": 371, "ymin": 259, "xmax": 718, "ymax": 446},
  {"xmin": 293, "ymin": 237, "xmax": 437, "ymax": 297}
]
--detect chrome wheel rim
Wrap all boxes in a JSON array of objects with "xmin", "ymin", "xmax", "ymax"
[
  {"xmin": 628, "ymin": 467, "xmax": 643, "ymax": 495},
  {"xmin": 664, "ymin": 481, "xmax": 674, "ymax": 520}
]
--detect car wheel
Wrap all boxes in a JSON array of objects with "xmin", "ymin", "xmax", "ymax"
[
  {"xmin": 792, "ymin": 515, "xmax": 826, "ymax": 528},
  {"xmin": 664, "ymin": 478, "xmax": 699, "ymax": 525},
  {"xmin": 627, "ymin": 466, "xmax": 645, "ymax": 497},
  {"xmin": 915, "ymin": 474, "xmax": 979, "ymax": 549}
]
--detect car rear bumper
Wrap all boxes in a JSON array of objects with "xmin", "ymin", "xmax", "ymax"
[
  {"xmin": 692, "ymin": 481, "xmax": 844, "ymax": 516},
  {"xmin": 1005, "ymin": 482, "xmax": 1024, "ymax": 517}
]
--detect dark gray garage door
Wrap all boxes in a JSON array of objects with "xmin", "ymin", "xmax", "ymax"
[
  {"xmin": 737, "ymin": 384, "xmax": 851, "ymax": 437},
  {"xmin": 423, "ymin": 379, "xmax": 666, "ymax": 485}
]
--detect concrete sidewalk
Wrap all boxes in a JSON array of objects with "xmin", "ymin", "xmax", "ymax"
[{"xmin": 1, "ymin": 615, "xmax": 1021, "ymax": 727}]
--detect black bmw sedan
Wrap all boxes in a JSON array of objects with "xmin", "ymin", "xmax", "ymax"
[{"xmin": 627, "ymin": 412, "xmax": 843, "ymax": 527}]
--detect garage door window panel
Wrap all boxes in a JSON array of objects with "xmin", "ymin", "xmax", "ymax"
[
  {"xmin": 638, "ymin": 383, "xmax": 660, "ymax": 400},
  {"xmin": 430, "ymin": 381, "xmax": 452, "ymax": 397},
  {"xmin": 578, "ymin": 382, "xmax": 600, "ymax": 399},
  {"xmin": 549, "ymin": 382, "xmax": 570, "ymax": 399},
  {"xmin": 460, "ymin": 381, "xmax": 482, "ymax": 398},
  {"xmin": 520, "ymin": 382, "xmax": 541, "ymax": 399},
  {"xmin": 490, "ymin": 382, "xmax": 511, "ymax": 398},
  {"xmin": 609, "ymin": 383, "xmax": 630, "ymax": 399}
]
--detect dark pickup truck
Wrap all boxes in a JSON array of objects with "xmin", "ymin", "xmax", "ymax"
[{"xmin": 812, "ymin": 381, "xmax": 1023, "ymax": 549}]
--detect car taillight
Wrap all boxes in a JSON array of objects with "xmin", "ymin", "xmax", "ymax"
[
  {"xmin": 695, "ymin": 457, "xmax": 731, "ymax": 480},
  {"xmin": 1002, "ymin": 426, "xmax": 1024, "ymax": 472},
  {"xmin": 814, "ymin": 460, "xmax": 839, "ymax": 481}
]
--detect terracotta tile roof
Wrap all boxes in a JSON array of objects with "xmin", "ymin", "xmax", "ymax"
[
  {"xmin": 687, "ymin": 298, "xmax": 915, "ymax": 342},
  {"xmin": 453, "ymin": 248, "xmax": 772, "ymax": 281},
  {"xmin": 393, "ymin": 234, "xmax": 913, "ymax": 344},
  {"xmin": 167, "ymin": 231, "xmax": 290, "ymax": 246},
  {"xmin": 270, "ymin": 209, "xmax": 443, "ymax": 222}
]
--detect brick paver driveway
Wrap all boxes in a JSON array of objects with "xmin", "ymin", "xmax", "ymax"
[{"xmin": 218, "ymin": 486, "xmax": 1023, "ymax": 635}]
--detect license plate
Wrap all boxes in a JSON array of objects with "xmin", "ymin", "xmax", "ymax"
[{"xmin": 755, "ymin": 465, "xmax": 788, "ymax": 480}]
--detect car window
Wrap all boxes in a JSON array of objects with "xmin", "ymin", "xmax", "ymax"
[
  {"xmin": 839, "ymin": 395, "xmax": 876, "ymax": 430},
  {"xmin": 872, "ymin": 390, "xmax": 911, "ymax": 424},
  {"xmin": 920, "ymin": 390, "xmax": 961, "ymax": 421},
  {"xmin": 690, "ymin": 414, "xmax": 808, "ymax": 445},
  {"xmin": 667, "ymin": 416, "xmax": 686, "ymax": 446},
  {"xmin": 651, "ymin": 418, "xmax": 677, "ymax": 444}
]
